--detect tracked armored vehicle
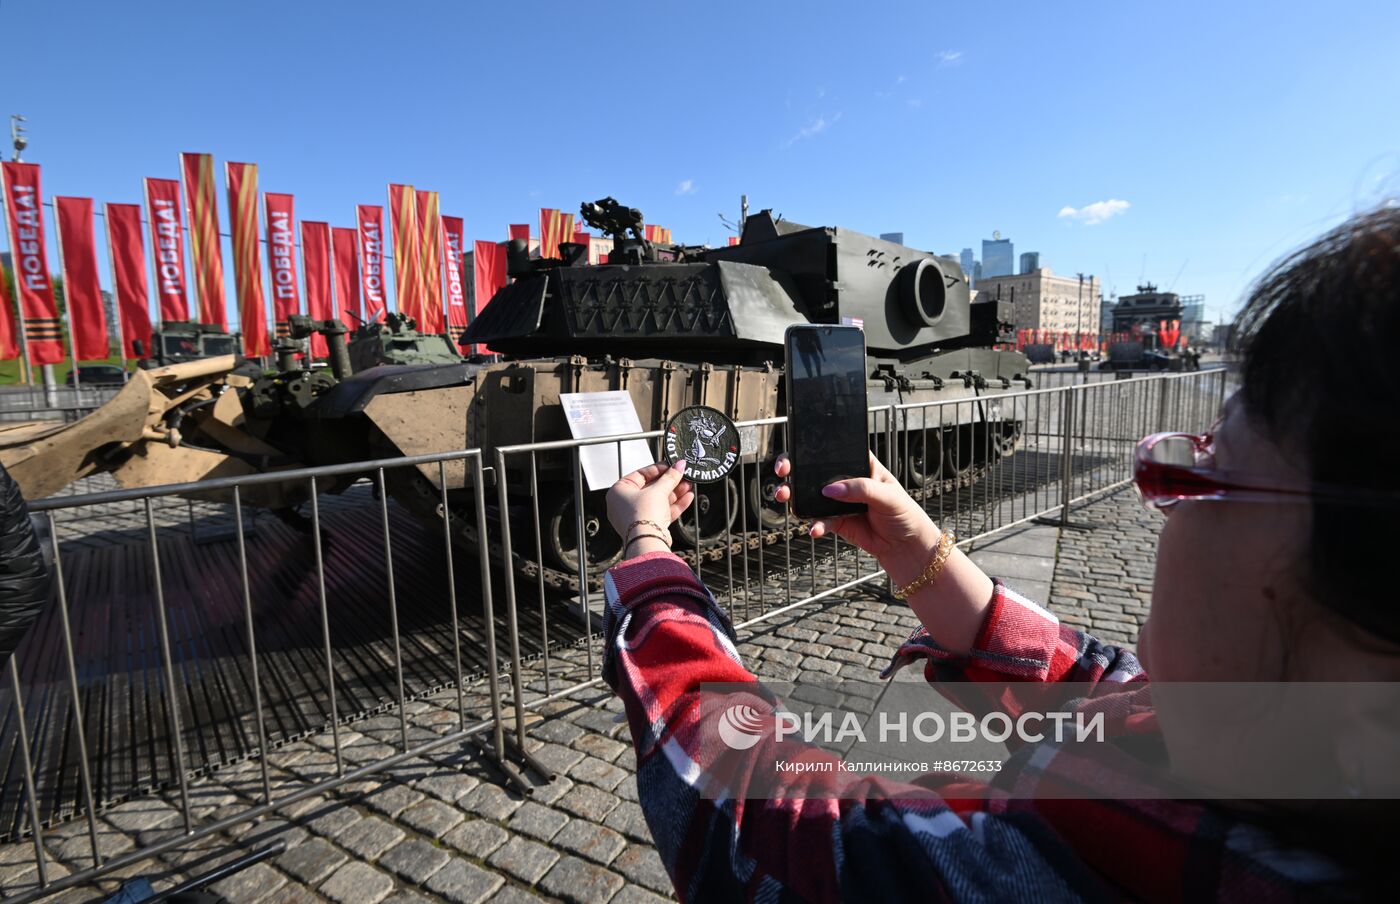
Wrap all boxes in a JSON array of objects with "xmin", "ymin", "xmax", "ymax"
[{"xmin": 1, "ymin": 199, "xmax": 1028, "ymax": 587}]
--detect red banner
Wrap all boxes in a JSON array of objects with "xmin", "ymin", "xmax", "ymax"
[
  {"xmin": 539, "ymin": 208, "xmax": 565, "ymax": 260},
  {"xmin": 415, "ymin": 190, "xmax": 445, "ymax": 334},
  {"xmin": 388, "ymin": 184, "xmax": 423, "ymax": 324},
  {"xmin": 356, "ymin": 205, "xmax": 387, "ymax": 321},
  {"xmin": 332, "ymin": 227, "xmax": 361, "ymax": 329},
  {"xmin": 264, "ymin": 192, "xmax": 300, "ymax": 338},
  {"xmin": 226, "ymin": 162, "xmax": 269, "ymax": 357},
  {"xmin": 0, "ymin": 264, "xmax": 17, "ymax": 359},
  {"xmin": 473, "ymin": 240, "xmax": 506, "ymax": 356},
  {"xmin": 571, "ymin": 230, "xmax": 590, "ymax": 261},
  {"xmin": 441, "ymin": 215, "xmax": 468, "ymax": 342},
  {"xmin": 301, "ymin": 221, "xmax": 332, "ymax": 357},
  {"xmin": 508, "ymin": 223, "xmax": 530, "ymax": 244},
  {"xmin": 728, "ymin": 236, "xmax": 740, "ymax": 246},
  {"xmin": 2, "ymin": 162, "xmax": 65, "ymax": 365},
  {"xmin": 180, "ymin": 153, "xmax": 227, "ymax": 328},
  {"xmin": 54, "ymin": 197, "xmax": 109, "ymax": 361},
  {"xmin": 144, "ymin": 177, "xmax": 189, "ymax": 324},
  {"xmin": 104, "ymin": 203, "xmax": 153, "ymax": 359}
]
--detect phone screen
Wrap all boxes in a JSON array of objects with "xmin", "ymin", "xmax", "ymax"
[{"xmin": 785, "ymin": 325, "xmax": 871, "ymax": 518}]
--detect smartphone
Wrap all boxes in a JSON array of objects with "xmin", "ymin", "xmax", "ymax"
[{"xmin": 784, "ymin": 324, "xmax": 871, "ymax": 518}]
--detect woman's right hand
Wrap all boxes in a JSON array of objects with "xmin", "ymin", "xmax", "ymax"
[{"xmin": 773, "ymin": 452, "xmax": 943, "ymax": 588}]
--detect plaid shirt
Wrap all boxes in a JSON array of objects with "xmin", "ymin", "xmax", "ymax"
[{"xmin": 602, "ymin": 551, "xmax": 1357, "ymax": 902}]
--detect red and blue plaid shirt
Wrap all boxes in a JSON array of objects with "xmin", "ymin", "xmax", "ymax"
[{"xmin": 602, "ymin": 551, "xmax": 1357, "ymax": 902}]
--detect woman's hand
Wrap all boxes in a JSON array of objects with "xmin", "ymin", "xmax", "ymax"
[
  {"xmin": 774, "ymin": 452, "xmax": 941, "ymax": 587},
  {"xmin": 607, "ymin": 460, "xmax": 695, "ymax": 556}
]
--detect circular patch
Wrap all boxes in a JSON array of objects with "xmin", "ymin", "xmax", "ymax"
[{"xmin": 663, "ymin": 406, "xmax": 741, "ymax": 483}]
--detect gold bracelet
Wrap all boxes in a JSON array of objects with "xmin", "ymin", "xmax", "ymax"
[
  {"xmin": 626, "ymin": 519, "xmax": 667, "ymax": 535},
  {"xmin": 891, "ymin": 530, "xmax": 956, "ymax": 600},
  {"xmin": 625, "ymin": 532, "xmax": 672, "ymax": 550}
]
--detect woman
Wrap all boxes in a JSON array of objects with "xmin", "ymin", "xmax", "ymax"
[{"xmin": 602, "ymin": 208, "xmax": 1399, "ymax": 901}]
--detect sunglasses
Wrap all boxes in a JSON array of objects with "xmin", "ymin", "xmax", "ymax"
[{"xmin": 1133, "ymin": 432, "xmax": 1390, "ymax": 511}]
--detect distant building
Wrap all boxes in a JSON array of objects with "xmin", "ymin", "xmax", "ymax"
[
  {"xmin": 1112, "ymin": 283, "xmax": 1183, "ymax": 334},
  {"xmin": 1178, "ymin": 293, "xmax": 1210, "ymax": 344},
  {"xmin": 1018, "ymin": 251, "xmax": 1040, "ymax": 274},
  {"xmin": 974, "ymin": 267, "xmax": 1101, "ymax": 342},
  {"xmin": 1100, "ymin": 297, "xmax": 1117, "ymax": 333},
  {"xmin": 879, "ymin": 232, "xmax": 905, "ymax": 245},
  {"xmin": 959, "ymin": 248, "xmax": 975, "ymax": 285},
  {"xmin": 982, "ymin": 234, "xmax": 1014, "ymax": 278}
]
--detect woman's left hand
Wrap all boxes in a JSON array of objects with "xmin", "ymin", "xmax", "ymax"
[{"xmin": 606, "ymin": 460, "xmax": 694, "ymax": 539}]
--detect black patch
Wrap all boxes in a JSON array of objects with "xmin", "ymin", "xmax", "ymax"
[{"xmin": 663, "ymin": 406, "xmax": 741, "ymax": 483}]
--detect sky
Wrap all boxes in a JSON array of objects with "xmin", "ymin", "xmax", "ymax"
[{"xmin": 4, "ymin": 0, "xmax": 1400, "ymax": 329}]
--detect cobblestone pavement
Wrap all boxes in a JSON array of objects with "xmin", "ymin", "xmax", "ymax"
[
  {"xmin": 0, "ymin": 487, "xmax": 1163, "ymax": 903},
  {"xmin": 1044, "ymin": 487, "xmax": 1165, "ymax": 650}
]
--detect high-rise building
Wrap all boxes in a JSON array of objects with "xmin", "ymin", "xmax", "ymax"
[
  {"xmin": 959, "ymin": 248, "xmax": 975, "ymax": 285},
  {"xmin": 1019, "ymin": 252, "xmax": 1040, "ymax": 274},
  {"xmin": 982, "ymin": 233, "xmax": 1014, "ymax": 277},
  {"xmin": 879, "ymin": 232, "xmax": 905, "ymax": 245}
]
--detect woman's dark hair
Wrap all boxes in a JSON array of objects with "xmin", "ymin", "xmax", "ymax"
[{"xmin": 1232, "ymin": 203, "xmax": 1400, "ymax": 644}]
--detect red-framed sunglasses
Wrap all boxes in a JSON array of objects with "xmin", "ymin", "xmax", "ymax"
[{"xmin": 1133, "ymin": 432, "xmax": 1389, "ymax": 511}]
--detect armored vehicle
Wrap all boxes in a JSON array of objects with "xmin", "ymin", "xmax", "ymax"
[
  {"xmin": 137, "ymin": 320, "xmax": 240, "ymax": 368},
  {"xmin": 2, "ymin": 199, "xmax": 1029, "ymax": 587}
]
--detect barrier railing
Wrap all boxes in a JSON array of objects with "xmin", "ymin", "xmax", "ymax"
[{"xmin": 0, "ymin": 368, "xmax": 1228, "ymax": 900}]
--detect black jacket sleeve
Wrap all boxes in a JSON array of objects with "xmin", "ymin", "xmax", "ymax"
[{"xmin": 0, "ymin": 463, "xmax": 51, "ymax": 669}]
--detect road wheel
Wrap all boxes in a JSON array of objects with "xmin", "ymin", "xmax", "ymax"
[
  {"xmin": 544, "ymin": 489, "xmax": 623, "ymax": 574},
  {"xmin": 671, "ymin": 477, "xmax": 739, "ymax": 548}
]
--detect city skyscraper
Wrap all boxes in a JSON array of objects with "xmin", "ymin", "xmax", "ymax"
[
  {"xmin": 1019, "ymin": 251, "xmax": 1040, "ymax": 274},
  {"xmin": 982, "ymin": 233, "xmax": 1014, "ymax": 277},
  {"xmin": 960, "ymin": 248, "xmax": 975, "ymax": 283},
  {"xmin": 879, "ymin": 232, "xmax": 905, "ymax": 245}
]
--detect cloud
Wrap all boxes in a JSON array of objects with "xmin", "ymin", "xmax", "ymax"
[
  {"xmin": 937, "ymin": 50, "xmax": 962, "ymax": 67},
  {"xmin": 786, "ymin": 112, "xmax": 842, "ymax": 146},
  {"xmin": 675, "ymin": 179, "xmax": 696, "ymax": 196},
  {"xmin": 1057, "ymin": 199, "xmax": 1130, "ymax": 225}
]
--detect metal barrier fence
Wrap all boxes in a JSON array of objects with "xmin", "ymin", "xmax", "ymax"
[{"xmin": 0, "ymin": 368, "xmax": 1228, "ymax": 900}]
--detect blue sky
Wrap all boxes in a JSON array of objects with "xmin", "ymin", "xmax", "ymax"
[{"xmin": 4, "ymin": 0, "xmax": 1400, "ymax": 327}]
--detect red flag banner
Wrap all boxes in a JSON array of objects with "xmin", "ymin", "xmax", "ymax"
[
  {"xmin": 441, "ymin": 215, "xmax": 468, "ymax": 342},
  {"xmin": 301, "ymin": 221, "xmax": 332, "ymax": 357},
  {"xmin": 1, "ymin": 162, "xmax": 65, "ymax": 365},
  {"xmin": 264, "ymin": 192, "xmax": 300, "ymax": 338},
  {"xmin": 356, "ymin": 205, "xmax": 387, "ymax": 321},
  {"xmin": 144, "ymin": 177, "xmax": 189, "ymax": 323},
  {"xmin": 473, "ymin": 239, "xmax": 506, "ymax": 354},
  {"xmin": 560, "ymin": 213, "xmax": 575, "ymax": 248},
  {"xmin": 226, "ymin": 162, "xmax": 269, "ymax": 357},
  {"xmin": 180, "ymin": 152, "xmax": 227, "ymax": 328},
  {"xmin": 508, "ymin": 223, "xmax": 530, "ymax": 245},
  {"xmin": 388, "ymin": 184, "xmax": 423, "ymax": 323},
  {"xmin": 728, "ymin": 236, "xmax": 740, "ymax": 246},
  {"xmin": 415, "ymin": 190, "xmax": 445, "ymax": 334},
  {"xmin": 0, "ymin": 264, "xmax": 18, "ymax": 359},
  {"xmin": 539, "ymin": 208, "xmax": 565, "ymax": 259},
  {"xmin": 54, "ymin": 196, "xmax": 109, "ymax": 361},
  {"xmin": 572, "ymin": 231, "xmax": 590, "ymax": 262},
  {"xmin": 104, "ymin": 203, "xmax": 152, "ymax": 359},
  {"xmin": 332, "ymin": 227, "xmax": 361, "ymax": 329}
]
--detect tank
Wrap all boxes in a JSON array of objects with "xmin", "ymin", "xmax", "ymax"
[{"xmin": 1, "ymin": 199, "xmax": 1030, "ymax": 587}]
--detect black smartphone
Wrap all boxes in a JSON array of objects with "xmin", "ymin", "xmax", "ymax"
[{"xmin": 784, "ymin": 324, "xmax": 871, "ymax": 518}]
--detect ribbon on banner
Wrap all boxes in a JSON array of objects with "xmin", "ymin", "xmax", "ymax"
[
  {"xmin": 104, "ymin": 203, "xmax": 153, "ymax": 359},
  {"xmin": 388, "ymin": 184, "xmax": 423, "ymax": 323},
  {"xmin": 1, "ymin": 162, "xmax": 65, "ymax": 365},
  {"xmin": 226, "ymin": 162, "xmax": 269, "ymax": 356},
  {"xmin": 356, "ymin": 205, "xmax": 387, "ymax": 321},
  {"xmin": 180, "ymin": 152, "xmax": 227, "ymax": 328},
  {"xmin": 539, "ymin": 208, "xmax": 564, "ymax": 259},
  {"xmin": 415, "ymin": 190, "xmax": 445, "ymax": 334},
  {"xmin": 54, "ymin": 196, "xmax": 109, "ymax": 361}
]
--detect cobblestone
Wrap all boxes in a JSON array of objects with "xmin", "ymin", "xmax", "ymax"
[
  {"xmin": 487, "ymin": 835, "xmax": 560, "ymax": 885},
  {"xmin": 424, "ymin": 858, "xmax": 507, "ymax": 903},
  {"xmin": 551, "ymin": 820, "xmax": 626, "ymax": 866},
  {"xmin": 506, "ymin": 801, "xmax": 570, "ymax": 842},
  {"xmin": 208, "ymin": 861, "xmax": 286, "ymax": 904},
  {"xmin": 398, "ymin": 798, "xmax": 465, "ymax": 839},
  {"xmin": 319, "ymin": 861, "xmax": 394, "ymax": 904},
  {"xmin": 444, "ymin": 819, "xmax": 511, "ymax": 859},
  {"xmin": 277, "ymin": 837, "xmax": 348, "ymax": 885},
  {"xmin": 380, "ymin": 837, "xmax": 451, "ymax": 884},
  {"xmin": 538, "ymin": 855, "xmax": 625, "ymax": 903}
]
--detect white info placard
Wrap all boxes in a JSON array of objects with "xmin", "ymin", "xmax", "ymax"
[{"xmin": 559, "ymin": 391, "xmax": 654, "ymax": 491}]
